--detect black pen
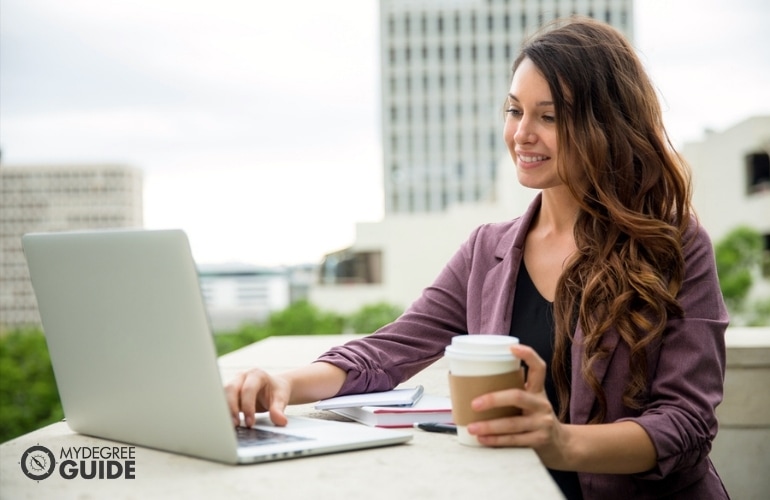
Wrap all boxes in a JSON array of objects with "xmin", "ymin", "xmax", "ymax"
[{"xmin": 414, "ymin": 422, "xmax": 457, "ymax": 434}]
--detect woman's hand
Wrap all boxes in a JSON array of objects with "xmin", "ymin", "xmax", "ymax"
[
  {"xmin": 224, "ymin": 362, "xmax": 347, "ymax": 429},
  {"xmin": 466, "ymin": 344, "xmax": 572, "ymax": 469},
  {"xmin": 467, "ymin": 344, "xmax": 657, "ymax": 473},
  {"xmin": 224, "ymin": 368, "xmax": 292, "ymax": 428}
]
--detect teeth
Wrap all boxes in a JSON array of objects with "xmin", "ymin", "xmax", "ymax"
[{"xmin": 519, "ymin": 155, "xmax": 548, "ymax": 162}]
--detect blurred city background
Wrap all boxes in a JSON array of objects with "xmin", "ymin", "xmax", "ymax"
[
  {"xmin": 1, "ymin": 1, "xmax": 769, "ymax": 496},
  {"xmin": 2, "ymin": 0, "xmax": 768, "ymax": 330}
]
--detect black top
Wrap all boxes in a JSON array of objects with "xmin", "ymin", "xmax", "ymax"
[{"xmin": 510, "ymin": 263, "xmax": 583, "ymax": 500}]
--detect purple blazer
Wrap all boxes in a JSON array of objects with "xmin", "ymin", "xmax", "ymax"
[{"xmin": 317, "ymin": 194, "xmax": 730, "ymax": 499}]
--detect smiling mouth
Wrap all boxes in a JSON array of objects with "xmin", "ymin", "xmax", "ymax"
[{"xmin": 518, "ymin": 154, "xmax": 549, "ymax": 163}]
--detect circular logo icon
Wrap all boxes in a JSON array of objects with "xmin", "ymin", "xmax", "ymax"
[{"xmin": 20, "ymin": 445, "xmax": 56, "ymax": 481}]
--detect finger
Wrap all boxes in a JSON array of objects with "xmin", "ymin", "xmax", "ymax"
[
  {"xmin": 471, "ymin": 387, "xmax": 548, "ymax": 414},
  {"xmin": 471, "ymin": 387, "xmax": 523, "ymax": 412},
  {"xmin": 475, "ymin": 428, "xmax": 550, "ymax": 448},
  {"xmin": 224, "ymin": 373, "xmax": 246, "ymax": 426},
  {"xmin": 468, "ymin": 414, "xmax": 556, "ymax": 449},
  {"xmin": 510, "ymin": 344, "xmax": 547, "ymax": 394},
  {"xmin": 239, "ymin": 371, "xmax": 268, "ymax": 428},
  {"xmin": 267, "ymin": 393, "xmax": 289, "ymax": 427},
  {"xmin": 256, "ymin": 376, "xmax": 289, "ymax": 427},
  {"xmin": 468, "ymin": 413, "xmax": 535, "ymax": 437}
]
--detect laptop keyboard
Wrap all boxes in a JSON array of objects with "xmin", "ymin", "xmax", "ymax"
[{"xmin": 236, "ymin": 426, "xmax": 312, "ymax": 447}]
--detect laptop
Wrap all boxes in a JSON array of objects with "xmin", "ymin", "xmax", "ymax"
[{"xmin": 21, "ymin": 228, "xmax": 412, "ymax": 465}]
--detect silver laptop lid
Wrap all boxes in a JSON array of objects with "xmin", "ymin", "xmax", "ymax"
[
  {"xmin": 23, "ymin": 229, "xmax": 413, "ymax": 465},
  {"xmin": 23, "ymin": 229, "xmax": 240, "ymax": 463}
]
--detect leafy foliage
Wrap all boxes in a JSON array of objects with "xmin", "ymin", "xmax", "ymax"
[
  {"xmin": 213, "ymin": 300, "xmax": 347, "ymax": 355},
  {"xmin": 347, "ymin": 302, "xmax": 403, "ymax": 334},
  {"xmin": 714, "ymin": 226, "xmax": 770, "ymax": 325},
  {"xmin": 263, "ymin": 300, "xmax": 345, "ymax": 336},
  {"xmin": 0, "ymin": 329, "xmax": 63, "ymax": 443},
  {"xmin": 714, "ymin": 226, "xmax": 763, "ymax": 309}
]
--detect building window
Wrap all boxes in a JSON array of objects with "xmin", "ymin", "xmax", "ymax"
[
  {"xmin": 746, "ymin": 151, "xmax": 770, "ymax": 194},
  {"xmin": 319, "ymin": 249, "xmax": 383, "ymax": 285}
]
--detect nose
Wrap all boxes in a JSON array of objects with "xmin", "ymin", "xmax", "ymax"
[{"xmin": 513, "ymin": 116, "xmax": 536, "ymax": 145}]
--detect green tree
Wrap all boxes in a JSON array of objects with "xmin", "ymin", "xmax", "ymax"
[
  {"xmin": 262, "ymin": 300, "xmax": 345, "ymax": 336},
  {"xmin": 0, "ymin": 329, "xmax": 63, "ymax": 443},
  {"xmin": 214, "ymin": 301, "xmax": 345, "ymax": 356},
  {"xmin": 714, "ymin": 226, "xmax": 770, "ymax": 325},
  {"xmin": 347, "ymin": 302, "xmax": 404, "ymax": 333},
  {"xmin": 213, "ymin": 323, "xmax": 272, "ymax": 356}
]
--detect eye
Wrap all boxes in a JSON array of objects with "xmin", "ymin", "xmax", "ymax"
[
  {"xmin": 542, "ymin": 114, "xmax": 555, "ymax": 123},
  {"xmin": 506, "ymin": 107, "xmax": 522, "ymax": 118}
]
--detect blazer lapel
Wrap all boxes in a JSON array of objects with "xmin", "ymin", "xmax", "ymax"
[
  {"xmin": 480, "ymin": 194, "xmax": 541, "ymax": 334},
  {"xmin": 480, "ymin": 246, "xmax": 520, "ymax": 333}
]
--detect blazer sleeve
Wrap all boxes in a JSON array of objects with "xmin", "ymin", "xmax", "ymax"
[
  {"xmin": 314, "ymin": 226, "xmax": 481, "ymax": 395},
  {"xmin": 623, "ymin": 223, "xmax": 729, "ymax": 480}
]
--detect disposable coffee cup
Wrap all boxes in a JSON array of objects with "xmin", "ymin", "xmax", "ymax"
[{"xmin": 445, "ymin": 335, "xmax": 523, "ymax": 446}]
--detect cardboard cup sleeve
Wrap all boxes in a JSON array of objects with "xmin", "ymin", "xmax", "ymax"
[{"xmin": 448, "ymin": 370, "xmax": 525, "ymax": 425}]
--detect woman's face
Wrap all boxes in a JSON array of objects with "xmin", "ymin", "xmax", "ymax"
[{"xmin": 503, "ymin": 57, "xmax": 562, "ymax": 190}]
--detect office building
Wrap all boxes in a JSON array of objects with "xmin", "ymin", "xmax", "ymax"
[
  {"xmin": 0, "ymin": 164, "xmax": 143, "ymax": 330},
  {"xmin": 198, "ymin": 263, "xmax": 316, "ymax": 333},
  {"xmin": 379, "ymin": 0, "xmax": 633, "ymax": 214},
  {"xmin": 684, "ymin": 116, "xmax": 770, "ymax": 244}
]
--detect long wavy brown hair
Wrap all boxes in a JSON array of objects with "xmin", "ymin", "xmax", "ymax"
[{"xmin": 513, "ymin": 18, "xmax": 693, "ymax": 423}]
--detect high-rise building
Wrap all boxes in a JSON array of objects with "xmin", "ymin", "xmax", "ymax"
[
  {"xmin": 0, "ymin": 164, "xmax": 143, "ymax": 329},
  {"xmin": 379, "ymin": 0, "xmax": 633, "ymax": 214}
]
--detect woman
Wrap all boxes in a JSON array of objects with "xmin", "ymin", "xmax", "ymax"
[{"xmin": 226, "ymin": 18, "xmax": 729, "ymax": 499}]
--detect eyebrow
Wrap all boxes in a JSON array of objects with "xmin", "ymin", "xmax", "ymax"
[{"xmin": 508, "ymin": 93, "xmax": 554, "ymax": 107}]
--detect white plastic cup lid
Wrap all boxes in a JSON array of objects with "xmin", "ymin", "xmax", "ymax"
[{"xmin": 445, "ymin": 335, "xmax": 519, "ymax": 360}]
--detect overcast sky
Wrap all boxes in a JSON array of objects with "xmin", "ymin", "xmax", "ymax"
[{"xmin": 2, "ymin": 0, "xmax": 769, "ymax": 265}]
